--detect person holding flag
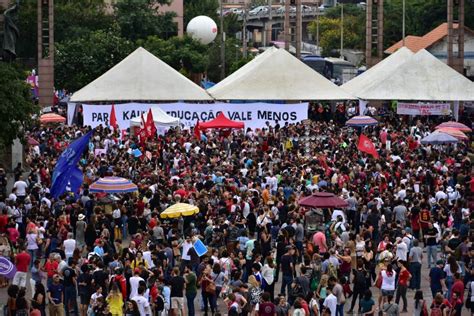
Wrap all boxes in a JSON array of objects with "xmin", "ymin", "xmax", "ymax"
[
  {"xmin": 357, "ymin": 134, "xmax": 379, "ymax": 159},
  {"xmin": 50, "ymin": 130, "xmax": 94, "ymax": 199}
]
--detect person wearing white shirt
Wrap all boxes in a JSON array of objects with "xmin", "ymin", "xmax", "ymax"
[
  {"xmin": 435, "ymin": 189, "xmax": 448, "ymax": 202},
  {"xmin": 129, "ymin": 270, "xmax": 145, "ymax": 299},
  {"xmin": 323, "ymin": 286, "xmax": 338, "ymax": 316},
  {"xmin": 143, "ymin": 247, "xmax": 155, "ymax": 269},
  {"xmin": 13, "ymin": 177, "xmax": 28, "ymax": 198},
  {"xmin": 63, "ymin": 233, "xmax": 76, "ymax": 261},
  {"xmin": 331, "ymin": 210, "xmax": 346, "ymax": 223},
  {"xmin": 132, "ymin": 286, "xmax": 151, "ymax": 316},
  {"xmin": 395, "ymin": 238, "xmax": 408, "ymax": 262}
]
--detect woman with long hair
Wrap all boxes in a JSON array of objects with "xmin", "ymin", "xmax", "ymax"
[
  {"xmin": 124, "ymin": 300, "xmax": 140, "ymax": 316},
  {"xmin": 444, "ymin": 255, "xmax": 461, "ymax": 299},
  {"xmin": 377, "ymin": 263, "xmax": 396, "ymax": 310},
  {"xmin": 32, "ymin": 281, "xmax": 46, "ymax": 316},
  {"xmin": 261, "ymin": 255, "xmax": 276, "ymax": 301},
  {"xmin": 395, "ymin": 260, "xmax": 411, "ymax": 312},
  {"xmin": 200, "ymin": 265, "xmax": 217, "ymax": 316},
  {"xmin": 106, "ymin": 283, "xmax": 124, "ymax": 316}
]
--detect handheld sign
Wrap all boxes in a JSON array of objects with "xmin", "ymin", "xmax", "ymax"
[
  {"xmin": 193, "ymin": 239, "xmax": 208, "ymax": 257},
  {"xmin": 0, "ymin": 257, "xmax": 16, "ymax": 279}
]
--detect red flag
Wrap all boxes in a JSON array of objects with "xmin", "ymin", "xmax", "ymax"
[
  {"xmin": 110, "ymin": 104, "xmax": 118, "ymax": 129},
  {"xmin": 194, "ymin": 121, "xmax": 201, "ymax": 140},
  {"xmin": 145, "ymin": 109, "xmax": 157, "ymax": 138},
  {"xmin": 358, "ymin": 134, "xmax": 379, "ymax": 159},
  {"xmin": 138, "ymin": 114, "xmax": 148, "ymax": 143}
]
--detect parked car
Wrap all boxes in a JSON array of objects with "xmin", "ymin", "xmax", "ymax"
[{"xmin": 249, "ymin": 6, "xmax": 269, "ymax": 15}]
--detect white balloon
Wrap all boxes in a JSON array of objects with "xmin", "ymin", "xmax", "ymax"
[{"xmin": 186, "ymin": 16, "xmax": 218, "ymax": 45}]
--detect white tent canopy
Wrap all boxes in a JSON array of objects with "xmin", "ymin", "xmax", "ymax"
[
  {"xmin": 353, "ymin": 49, "xmax": 474, "ymax": 101},
  {"xmin": 70, "ymin": 47, "xmax": 213, "ymax": 102},
  {"xmin": 208, "ymin": 46, "xmax": 355, "ymax": 100},
  {"xmin": 342, "ymin": 47, "xmax": 414, "ymax": 95},
  {"xmin": 130, "ymin": 107, "xmax": 179, "ymax": 128}
]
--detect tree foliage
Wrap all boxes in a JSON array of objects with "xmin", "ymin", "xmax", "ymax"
[
  {"xmin": 308, "ymin": 4, "xmax": 364, "ymax": 56},
  {"xmin": 184, "ymin": 0, "xmax": 219, "ymax": 28},
  {"xmin": 114, "ymin": 0, "xmax": 177, "ymax": 42},
  {"xmin": 55, "ymin": 30, "xmax": 134, "ymax": 92},
  {"xmin": 0, "ymin": 63, "xmax": 39, "ymax": 147},
  {"xmin": 139, "ymin": 35, "xmax": 210, "ymax": 74}
]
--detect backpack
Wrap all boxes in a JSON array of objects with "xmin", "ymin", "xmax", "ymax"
[
  {"xmin": 155, "ymin": 294, "xmax": 165, "ymax": 312},
  {"xmin": 430, "ymin": 304, "xmax": 444, "ymax": 316},
  {"xmin": 328, "ymin": 262, "xmax": 338, "ymax": 279}
]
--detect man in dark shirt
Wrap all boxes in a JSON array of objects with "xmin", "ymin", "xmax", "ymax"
[
  {"xmin": 48, "ymin": 274, "xmax": 64, "ymax": 316},
  {"xmin": 425, "ymin": 222, "xmax": 439, "ymax": 268},
  {"xmin": 170, "ymin": 267, "xmax": 185, "ymax": 316},
  {"xmin": 92, "ymin": 262, "xmax": 109, "ymax": 295},
  {"xmin": 429, "ymin": 260, "xmax": 446, "ymax": 298},
  {"xmin": 63, "ymin": 259, "xmax": 78, "ymax": 316},
  {"xmin": 279, "ymin": 245, "xmax": 295, "ymax": 296}
]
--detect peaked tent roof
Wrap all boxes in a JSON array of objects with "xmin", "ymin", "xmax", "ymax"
[
  {"xmin": 199, "ymin": 113, "xmax": 244, "ymax": 129},
  {"xmin": 354, "ymin": 49, "xmax": 474, "ymax": 101},
  {"xmin": 71, "ymin": 47, "xmax": 213, "ymax": 102},
  {"xmin": 130, "ymin": 107, "xmax": 179, "ymax": 127},
  {"xmin": 207, "ymin": 47, "xmax": 355, "ymax": 100},
  {"xmin": 342, "ymin": 47, "xmax": 414, "ymax": 96},
  {"xmin": 385, "ymin": 23, "xmax": 474, "ymax": 54}
]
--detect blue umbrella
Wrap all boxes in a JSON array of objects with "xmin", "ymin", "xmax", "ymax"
[
  {"xmin": 0, "ymin": 256, "xmax": 17, "ymax": 279},
  {"xmin": 420, "ymin": 131, "xmax": 459, "ymax": 145}
]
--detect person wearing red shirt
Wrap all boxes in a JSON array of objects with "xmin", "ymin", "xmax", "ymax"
[
  {"xmin": 12, "ymin": 246, "xmax": 31, "ymax": 288},
  {"xmin": 450, "ymin": 273, "xmax": 464, "ymax": 303},
  {"xmin": 0, "ymin": 210, "xmax": 8, "ymax": 233},
  {"xmin": 42, "ymin": 253, "xmax": 59, "ymax": 288},
  {"xmin": 258, "ymin": 292, "xmax": 276, "ymax": 316},
  {"xmin": 395, "ymin": 261, "xmax": 412, "ymax": 312}
]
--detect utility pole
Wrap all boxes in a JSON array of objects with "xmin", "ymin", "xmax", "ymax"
[
  {"xmin": 340, "ymin": 3, "xmax": 344, "ymax": 59},
  {"xmin": 243, "ymin": 0, "xmax": 248, "ymax": 58},
  {"xmin": 447, "ymin": 0, "xmax": 465, "ymax": 73},
  {"xmin": 316, "ymin": 0, "xmax": 320, "ymax": 54},
  {"xmin": 219, "ymin": 0, "xmax": 225, "ymax": 80},
  {"xmin": 284, "ymin": 0, "xmax": 290, "ymax": 51},
  {"xmin": 265, "ymin": 0, "xmax": 273, "ymax": 46},
  {"xmin": 296, "ymin": 0, "xmax": 302, "ymax": 58},
  {"xmin": 402, "ymin": 0, "xmax": 405, "ymax": 46},
  {"xmin": 38, "ymin": 0, "xmax": 55, "ymax": 108}
]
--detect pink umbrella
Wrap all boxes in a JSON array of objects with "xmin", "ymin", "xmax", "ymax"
[
  {"xmin": 299, "ymin": 192, "xmax": 348, "ymax": 208},
  {"xmin": 436, "ymin": 127, "xmax": 469, "ymax": 140},
  {"xmin": 435, "ymin": 121, "xmax": 471, "ymax": 132},
  {"xmin": 27, "ymin": 137, "xmax": 39, "ymax": 146}
]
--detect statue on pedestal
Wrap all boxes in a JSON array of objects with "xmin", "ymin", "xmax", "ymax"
[{"xmin": 1, "ymin": 0, "xmax": 20, "ymax": 62}]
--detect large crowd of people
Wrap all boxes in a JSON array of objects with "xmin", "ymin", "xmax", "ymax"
[{"xmin": 0, "ymin": 108, "xmax": 472, "ymax": 316}]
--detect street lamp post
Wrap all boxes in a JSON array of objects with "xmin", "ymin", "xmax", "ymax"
[
  {"xmin": 316, "ymin": 0, "xmax": 320, "ymax": 54},
  {"xmin": 402, "ymin": 0, "xmax": 406, "ymax": 46},
  {"xmin": 340, "ymin": 3, "xmax": 344, "ymax": 59},
  {"xmin": 220, "ymin": 0, "xmax": 225, "ymax": 80}
]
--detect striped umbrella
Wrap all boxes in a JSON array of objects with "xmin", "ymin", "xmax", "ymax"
[
  {"xmin": 345, "ymin": 115, "xmax": 378, "ymax": 127},
  {"xmin": 420, "ymin": 131, "xmax": 459, "ymax": 145},
  {"xmin": 160, "ymin": 203, "xmax": 199, "ymax": 219},
  {"xmin": 40, "ymin": 113, "xmax": 66, "ymax": 124},
  {"xmin": 436, "ymin": 127, "xmax": 469, "ymax": 140},
  {"xmin": 435, "ymin": 121, "xmax": 472, "ymax": 132},
  {"xmin": 89, "ymin": 176, "xmax": 138, "ymax": 193}
]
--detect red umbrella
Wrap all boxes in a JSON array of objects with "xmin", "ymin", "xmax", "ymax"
[
  {"xmin": 27, "ymin": 137, "xmax": 39, "ymax": 146},
  {"xmin": 299, "ymin": 192, "xmax": 349, "ymax": 208}
]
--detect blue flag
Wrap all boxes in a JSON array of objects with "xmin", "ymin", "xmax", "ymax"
[{"xmin": 50, "ymin": 130, "xmax": 93, "ymax": 198}]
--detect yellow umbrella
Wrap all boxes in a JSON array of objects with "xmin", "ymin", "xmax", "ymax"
[{"xmin": 160, "ymin": 203, "xmax": 199, "ymax": 219}]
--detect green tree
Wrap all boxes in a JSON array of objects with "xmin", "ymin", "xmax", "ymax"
[
  {"xmin": 0, "ymin": 63, "xmax": 39, "ymax": 147},
  {"xmin": 55, "ymin": 30, "xmax": 134, "ymax": 91},
  {"xmin": 139, "ymin": 35, "xmax": 209, "ymax": 74},
  {"xmin": 308, "ymin": 5, "xmax": 364, "ymax": 56},
  {"xmin": 115, "ymin": 0, "xmax": 177, "ymax": 42},
  {"xmin": 207, "ymin": 37, "xmax": 245, "ymax": 82},
  {"xmin": 15, "ymin": 0, "xmax": 115, "ymax": 59},
  {"xmin": 184, "ymin": 0, "xmax": 219, "ymax": 28}
]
